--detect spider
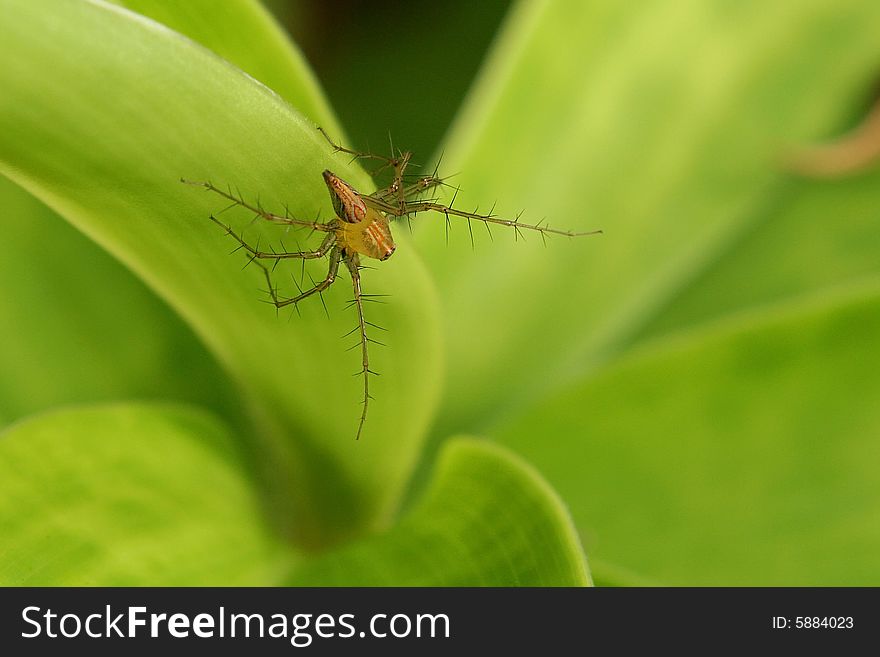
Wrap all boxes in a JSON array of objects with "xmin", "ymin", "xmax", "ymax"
[{"xmin": 183, "ymin": 128, "xmax": 601, "ymax": 439}]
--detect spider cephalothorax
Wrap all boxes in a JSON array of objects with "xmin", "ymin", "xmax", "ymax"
[
  {"xmin": 184, "ymin": 127, "xmax": 600, "ymax": 439},
  {"xmin": 324, "ymin": 170, "xmax": 396, "ymax": 262}
]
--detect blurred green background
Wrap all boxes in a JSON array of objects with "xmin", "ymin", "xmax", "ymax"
[{"xmin": 1, "ymin": 0, "xmax": 879, "ymax": 586}]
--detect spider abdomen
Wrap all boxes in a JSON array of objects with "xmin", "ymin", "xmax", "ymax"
[{"xmin": 337, "ymin": 209, "xmax": 396, "ymax": 261}]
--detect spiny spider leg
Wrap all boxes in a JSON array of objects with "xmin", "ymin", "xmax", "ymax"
[
  {"xmin": 318, "ymin": 127, "xmax": 413, "ymax": 210},
  {"xmin": 372, "ymin": 172, "xmax": 452, "ymax": 204},
  {"xmin": 210, "ymin": 215, "xmax": 336, "ymax": 261},
  {"xmin": 258, "ymin": 246, "xmax": 342, "ymax": 309},
  {"xmin": 181, "ymin": 179, "xmax": 333, "ymax": 232},
  {"xmin": 318, "ymin": 126, "xmax": 405, "ymax": 171},
  {"xmin": 366, "ymin": 196, "xmax": 603, "ymax": 238},
  {"xmin": 343, "ymin": 252, "xmax": 374, "ymax": 441}
]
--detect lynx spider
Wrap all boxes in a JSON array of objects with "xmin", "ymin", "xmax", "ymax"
[{"xmin": 183, "ymin": 128, "xmax": 601, "ymax": 440}]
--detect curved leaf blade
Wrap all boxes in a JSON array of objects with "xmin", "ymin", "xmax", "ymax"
[
  {"xmin": 290, "ymin": 438, "xmax": 591, "ymax": 586},
  {"xmin": 109, "ymin": 0, "xmax": 342, "ymax": 134},
  {"xmin": 497, "ymin": 283, "xmax": 880, "ymax": 585},
  {"xmin": 0, "ymin": 403, "xmax": 287, "ymax": 585},
  {"xmin": 635, "ymin": 167, "xmax": 880, "ymax": 341},
  {"xmin": 0, "ymin": 176, "xmax": 235, "ymax": 427}
]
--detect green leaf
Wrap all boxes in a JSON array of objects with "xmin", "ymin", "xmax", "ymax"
[
  {"xmin": 108, "ymin": 0, "xmax": 342, "ymax": 134},
  {"xmin": 289, "ymin": 438, "xmax": 591, "ymax": 586},
  {"xmin": 497, "ymin": 283, "xmax": 880, "ymax": 585},
  {"xmin": 0, "ymin": 0, "xmax": 442, "ymax": 547},
  {"xmin": 0, "ymin": 176, "xmax": 234, "ymax": 427},
  {"xmin": 635, "ymin": 167, "xmax": 880, "ymax": 341},
  {"xmin": 0, "ymin": 403, "xmax": 288, "ymax": 585},
  {"xmin": 418, "ymin": 0, "xmax": 880, "ymax": 436}
]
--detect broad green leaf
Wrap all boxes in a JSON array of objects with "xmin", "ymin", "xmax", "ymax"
[
  {"xmin": 289, "ymin": 438, "xmax": 591, "ymax": 586},
  {"xmin": 497, "ymin": 283, "xmax": 880, "ymax": 585},
  {"xmin": 109, "ymin": 0, "xmax": 342, "ymax": 135},
  {"xmin": 0, "ymin": 403, "xmax": 288, "ymax": 585},
  {"xmin": 0, "ymin": 176, "xmax": 234, "ymax": 427},
  {"xmin": 0, "ymin": 0, "xmax": 442, "ymax": 547},
  {"xmin": 635, "ymin": 167, "xmax": 880, "ymax": 341},
  {"xmin": 418, "ymin": 0, "xmax": 880, "ymax": 436}
]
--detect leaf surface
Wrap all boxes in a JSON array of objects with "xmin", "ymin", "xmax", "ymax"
[
  {"xmin": 497, "ymin": 284, "xmax": 880, "ymax": 584},
  {"xmin": 0, "ymin": 403, "xmax": 287, "ymax": 585},
  {"xmin": 291, "ymin": 439, "xmax": 591, "ymax": 586}
]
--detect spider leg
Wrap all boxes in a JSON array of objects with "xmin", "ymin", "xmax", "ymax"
[
  {"xmin": 258, "ymin": 246, "xmax": 341, "ymax": 309},
  {"xmin": 210, "ymin": 216, "xmax": 336, "ymax": 263},
  {"xmin": 370, "ymin": 171, "xmax": 453, "ymax": 205},
  {"xmin": 181, "ymin": 179, "xmax": 333, "ymax": 232},
  {"xmin": 317, "ymin": 127, "xmax": 413, "ymax": 208},
  {"xmin": 343, "ymin": 252, "xmax": 375, "ymax": 441},
  {"xmin": 373, "ymin": 198, "xmax": 603, "ymax": 239},
  {"xmin": 318, "ymin": 126, "xmax": 404, "ymax": 170}
]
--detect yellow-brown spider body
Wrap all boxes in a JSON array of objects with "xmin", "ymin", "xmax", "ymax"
[{"xmin": 323, "ymin": 170, "xmax": 396, "ymax": 261}]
